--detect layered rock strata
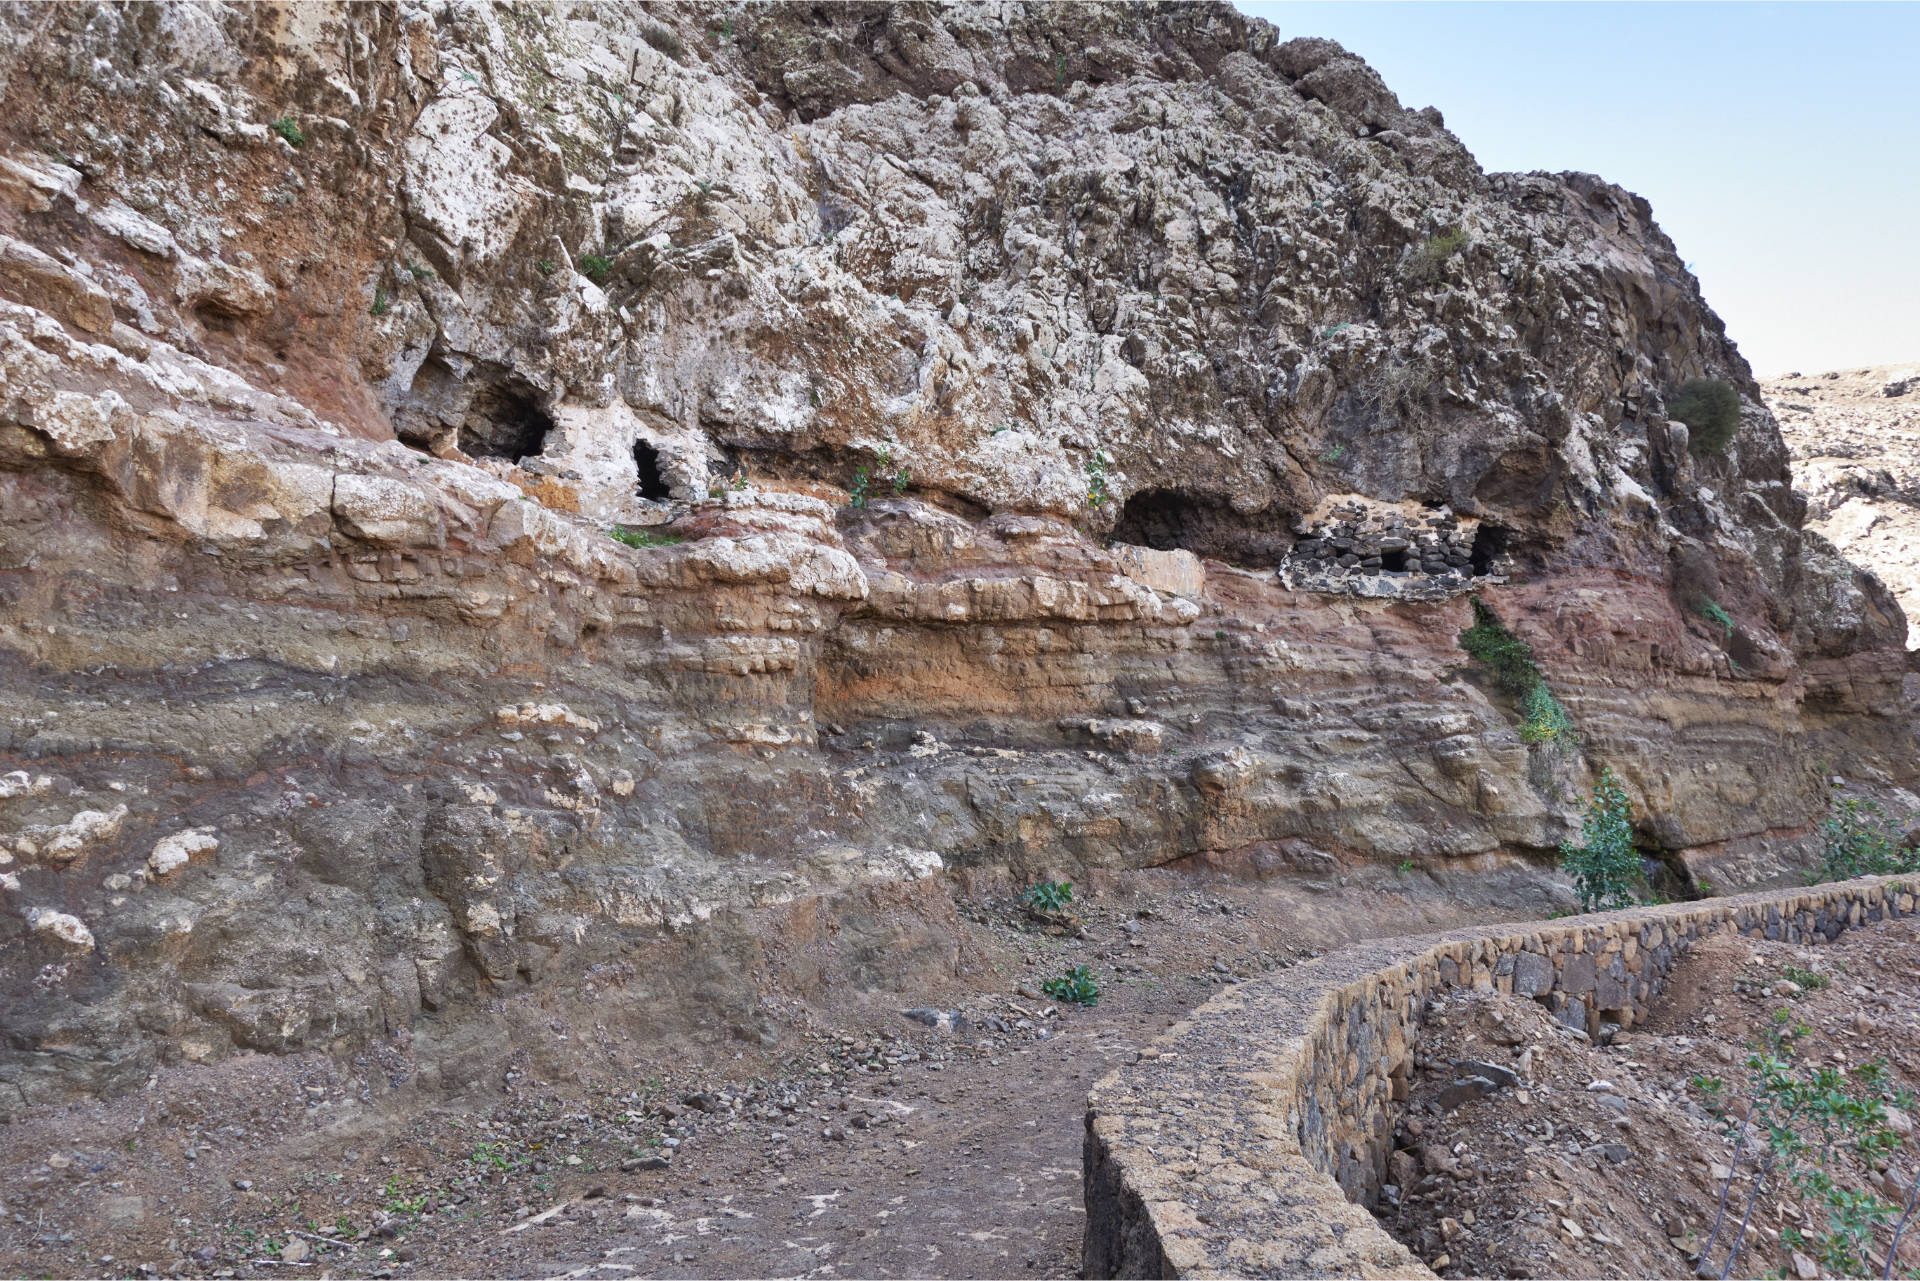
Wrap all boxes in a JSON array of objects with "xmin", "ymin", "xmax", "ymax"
[{"xmin": 0, "ymin": 2, "xmax": 1911, "ymax": 1106}]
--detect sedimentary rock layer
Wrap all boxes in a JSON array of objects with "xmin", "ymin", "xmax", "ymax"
[{"xmin": 0, "ymin": 2, "xmax": 1910, "ymax": 1106}]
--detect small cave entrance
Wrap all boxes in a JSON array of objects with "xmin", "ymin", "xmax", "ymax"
[
  {"xmin": 459, "ymin": 378, "xmax": 553, "ymax": 462},
  {"xmin": 1379, "ymin": 548, "xmax": 1410, "ymax": 573},
  {"xmin": 1469, "ymin": 522, "xmax": 1509, "ymax": 576},
  {"xmin": 633, "ymin": 440, "xmax": 671, "ymax": 501},
  {"xmin": 1109, "ymin": 489, "xmax": 1293, "ymax": 567}
]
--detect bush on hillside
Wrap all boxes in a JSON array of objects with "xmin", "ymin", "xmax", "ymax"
[
  {"xmin": 1560, "ymin": 766, "xmax": 1641, "ymax": 912},
  {"xmin": 1671, "ymin": 378, "xmax": 1741, "ymax": 456}
]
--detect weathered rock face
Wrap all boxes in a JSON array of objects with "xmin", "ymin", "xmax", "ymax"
[
  {"xmin": 1763, "ymin": 363, "xmax": 1920, "ymax": 649},
  {"xmin": 0, "ymin": 1, "xmax": 1910, "ymax": 1108}
]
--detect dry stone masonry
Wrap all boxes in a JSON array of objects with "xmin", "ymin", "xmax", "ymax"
[
  {"xmin": 1082, "ymin": 876, "xmax": 1920, "ymax": 1279},
  {"xmin": 1279, "ymin": 496, "xmax": 1512, "ymax": 601}
]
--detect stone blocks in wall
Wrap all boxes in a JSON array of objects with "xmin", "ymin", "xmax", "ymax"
[{"xmin": 1083, "ymin": 877, "xmax": 1918, "ymax": 1279}]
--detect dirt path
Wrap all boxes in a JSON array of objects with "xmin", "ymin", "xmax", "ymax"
[
  {"xmin": 4, "ymin": 876, "xmax": 1352, "ymax": 1280},
  {"xmin": 532, "ymin": 993, "xmax": 1189, "ymax": 1281}
]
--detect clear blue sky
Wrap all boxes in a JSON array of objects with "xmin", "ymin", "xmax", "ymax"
[{"xmin": 1233, "ymin": 2, "xmax": 1920, "ymax": 376}]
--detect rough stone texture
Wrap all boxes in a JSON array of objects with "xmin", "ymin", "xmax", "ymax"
[
  {"xmin": 0, "ymin": 2, "xmax": 1912, "ymax": 1106},
  {"xmin": 1082, "ymin": 877, "xmax": 1920, "ymax": 1279},
  {"xmin": 1764, "ymin": 362, "xmax": 1920, "ymax": 648}
]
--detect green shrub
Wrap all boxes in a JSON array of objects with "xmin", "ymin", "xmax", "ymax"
[
  {"xmin": 1670, "ymin": 378, "xmax": 1741, "ymax": 456},
  {"xmin": 1696, "ymin": 1054, "xmax": 1909, "ymax": 1279},
  {"xmin": 849, "ymin": 446, "xmax": 909, "ymax": 509},
  {"xmin": 1817, "ymin": 790, "xmax": 1916, "ymax": 882},
  {"xmin": 1404, "ymin": 227, "xmax": 1468, "ymax": 283},
  {"xmin": 1042, "ymin": 964, "xmax": 1099, "ymax": 1006},
  {"xmin": 641, "ymin": 24, "xmax": 684, "ymax": 62},
  {"xmin": 1778, "ymin": 964, "xmax": 1829, "ymax": 992},
  {"xmin": 1695, "ymin": 595, "xmax": 1734, "ymax": 640},
  {"xmin": 608, "ymin": 526, "xmax": 682, "ymax": 549},
  {"xmin": 1459, "ymin": 598, "xmax": 1543, "ymax": 696},
  {"xmin": 269, "ymin": 116, "xmax": 305, "ymax": 147},
  {"xmin": 370, "ymin": 288, "xmax": 389, "ymax": 317},
  {"xmin": 578, "ymin": 254, "xmax": 613, "ymax": 284},
  {"xmin": 1517, "ymin": 684, "xmax": 1575, "ymax": 746},
  {"xmin": 1020, "ymin": 880, "xmax": 1074, "ymax": 912},
  {"xmin": 1460, "ymin": 598, "xmax": 1578, "ymax": 747},
  {"xmin": 1559, "ymin": 766, "xmax": 1640, "ymax": 913},
  {"xmin": 1085, "ymin": 452, "xmax": 1110, "ymax": 508}
]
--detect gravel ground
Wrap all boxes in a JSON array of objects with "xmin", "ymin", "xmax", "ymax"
[{"xmin": 0, "ymin": 879, "xmax": 1315, "ymax": 1280}]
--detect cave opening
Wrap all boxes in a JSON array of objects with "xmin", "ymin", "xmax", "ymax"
[
  {"xmin": 1469, "ymin": 522, "xmax": 1508, "ymax": 576},
  {"xmin": 1109, "ymin": 488, "xmax": 1293, "ymax": 567},
  {"xmin": 1379, "ymin": 548, "xmax": 1409, "ymax": 573},
  {"xmin": 459, "ymin": 379, "xmax": 553, "ymax": 462},
  {"xmin": 634, "ymin": 440, "xmax": 671, "ymax": 501}
]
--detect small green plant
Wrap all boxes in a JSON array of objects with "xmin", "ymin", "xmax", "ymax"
[
  {"xmin": 536, "ymin": 258, "xmax": 555, "ymax": 276},
  {"xmin": 849, "ymin": 446, "xmax": 907, "ymax": 508},
  {"xmin": 1816, "ymin": 789, "xmax": 1917, "ymax": 883},
  {"xmin": 1696, "ymin": 594, "xmax": 1735, "ymax": 640},
  {"xmin": 1404, "ymin": 227, "xmax": 1468, "ymax": 283},
  {"xmin": 370, "ymin": 288, "xmax": 389, "ymax": 317},
  {"xmin": 1396, "ymin": 859, "xmax": 1415, "ymax": 876},
  {"xmin": 1778, "ymin": 964, "xmax": 1829, "ymax": 992},
  {"xmin": 1698, "ymin": 1055, "xmax": 1909, "ymax": 1279},
  {"xmin": 406, "ymin": 261, "xmax": 434, "ymax": 281},
  {"xmin": 1020, "ymin": 880, "xmax": 1074, "ymax": 912},
  {"xmin": 1670, "ymin": 377, "xmax": 1741, "ymax": 456},
  {"xmin": 269, "ymin": 116, "xmax": 305, "ymax": 148},
  {"xmin": 578, "ymin": 254, "xmax": 613, "ymax": 284},
  {"xmin": 1322, "ymin": 321, "xmax": 1350, "ymax": 339},
  {"xmin": 713, "ymin": 17, "xmax": 733, "ymax": 42},
  {"xmin": 1042, "ymin": 964, "xmax": 1099, "ymax": 1006},
  {"xmin": 1319, "ymin": 443, "xmax": 1345, "ymax": 464},
  {"xmin": 382, "ymin": 1178, "xmax": 428, "ymax": 1217},
  {"xmin": 470, "ymin": 1141, "xmax": 511, "ymax": 1170},
  {"xmin": 1517, "ymin": 683, "xmax": 1575, "ymax": 746},
  {"xmin": 1085, "ymin": 452, "xmax": 1110, "ymax": 508},
  {"xmin": 1558, "ymin": 766, "xmax": 1640, "ymax": 913},
  {"xmin": 642, "ymin": 24, "xmax": 685, "ymax": 62},
  {"xmin": 608, "ymin": 525, "xmax": 683, "ymax": 549}
]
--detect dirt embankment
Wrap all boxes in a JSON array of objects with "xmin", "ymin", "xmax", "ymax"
[{"xmin": 1379, "ymin": 916, "xmax": 1920, "ymax": 1279}]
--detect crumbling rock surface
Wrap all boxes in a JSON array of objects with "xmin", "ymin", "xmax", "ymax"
[
  {"xmin": 1764, "ymin": 363, "xmax": 1920, "ymax": 649},
  {"xmin": 0, "ymin": 1, "xmax": 1911, "ymax": 1107}
]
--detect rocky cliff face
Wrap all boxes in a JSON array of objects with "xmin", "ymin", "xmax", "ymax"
[
  {"xmin": 0, "ymin": 1, "xmax": 1909, "ymax": 1110},
  {"xmin": 1763, "ymin": 363, "xmax": 1920, "ymax": 650}
]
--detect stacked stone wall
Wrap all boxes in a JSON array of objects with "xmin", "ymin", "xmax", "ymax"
[{"xmin": 1083, "ymin": 877, "xmax": 1919, "ymax": 1279}]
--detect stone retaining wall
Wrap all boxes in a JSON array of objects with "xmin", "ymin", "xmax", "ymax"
[{"xmin": 1082, "ymin": 877, "xmax": 1919, "ymax": 1278}]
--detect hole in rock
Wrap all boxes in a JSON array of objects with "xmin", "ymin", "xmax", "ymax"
[
  {"xmin": 460, "ymin": 379, "xmax": 553, "ymax": 462},
  {"xmin": 1379, "ymin": 548, "xmax": 1409, "ymax": 573},
  {"xmin": 1110, "ymin": 489, "xmax": 1294, "ymax": 567},
  {"xmin": 1469, "ymin": 522, "xmax": 1508, "ymax": 576},
  {"xmin": 634, "ymin": 440, "xmax": 671, "ymax": 501}
]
